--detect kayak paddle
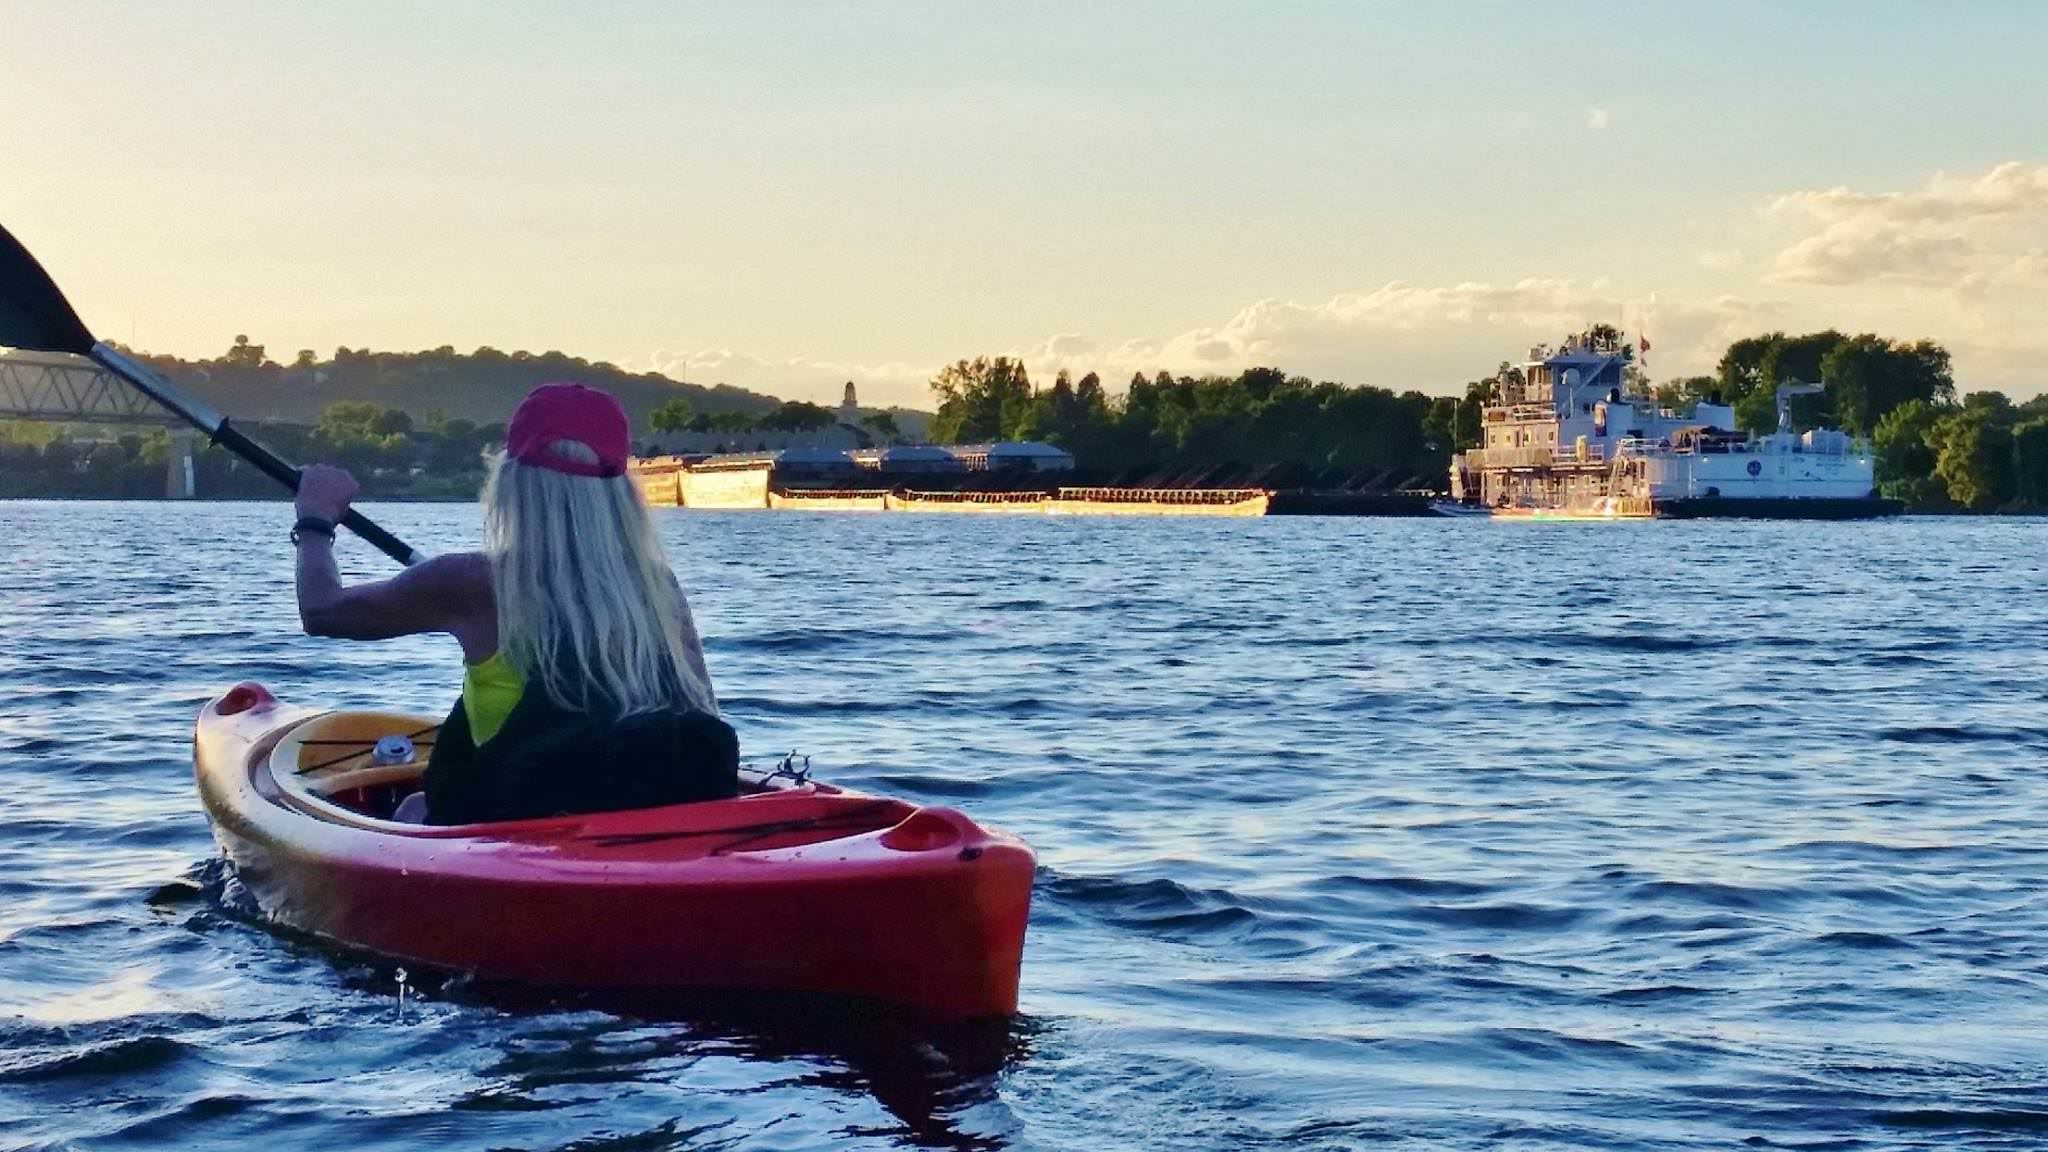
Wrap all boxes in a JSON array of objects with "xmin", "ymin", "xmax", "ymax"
[{"xmin": 0, "ymin": 223, "xmax": 423, "ymax": 566}]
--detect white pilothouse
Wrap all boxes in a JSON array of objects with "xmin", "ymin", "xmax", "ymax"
[{"xmin": 1445, "ymin": 330, "xmax": 1897, "ymax": 519}]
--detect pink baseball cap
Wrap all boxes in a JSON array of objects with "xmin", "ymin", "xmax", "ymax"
[{"xmin": 505, "ymin": 382, "xmax": 630, "ymax": 478}]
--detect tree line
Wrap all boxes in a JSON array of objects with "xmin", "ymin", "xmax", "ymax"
[
  {"xmin": 0, "ymin": 402, "xmax": 501, "ymax": 500},
  {"xmin": 132, "ymin": 335, "xmax": 791, "ymax": 428},
  {"xmin": 927, "ymin": 357, "xmax": 1447, "ymax": 488},
  {"xmin": 1, "ymin": 390, "xmax": 910, "ymax": 499},
  {"xmin": 647, "ymin": 396, "xmax": 902, "ymax": 442},
  {"xmin": 0, "ymin": 422, "xmax": 185, "ymax": 499}
]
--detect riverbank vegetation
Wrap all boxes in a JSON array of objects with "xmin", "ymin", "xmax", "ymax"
[
  {"xmin": 140, "ymin": 337, "xmax": 786, "ymax": 426},
  {"xmin": 0, "ymin": 403, "xmax": 498, "ymax": 500},
  {"xmin": 928, "ymin": 357, "xmax": 1448, "ymax": 488},
  {"xmin": 0, "ymin": 393, "xmax": 886, "ymax": 500},
  {"xmin": 1647, "ymin": 330, "xmax": 2045, "ymax": 512}
]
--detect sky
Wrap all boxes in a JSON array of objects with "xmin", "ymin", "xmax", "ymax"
[{"xmin": 3, "ymin": 1, "xmax": 2045, "ymax": 408}]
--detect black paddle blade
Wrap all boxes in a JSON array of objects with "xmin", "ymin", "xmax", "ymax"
[{"xmin": 0, "ymin": 224, "xmax": 97, "ymax": 355}]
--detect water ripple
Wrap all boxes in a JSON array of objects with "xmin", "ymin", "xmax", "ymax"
[{"xmin": 3, "ymin": 503, "xmax": 2047, "ymax": 1150}]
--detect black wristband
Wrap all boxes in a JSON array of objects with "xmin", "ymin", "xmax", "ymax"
[{"xmin": 291, "ymin": 516, "xmax": 337, "ymax": 546}]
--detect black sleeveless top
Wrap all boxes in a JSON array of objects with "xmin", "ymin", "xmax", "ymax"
[{"xmin": 423, "ymin": 687, "xmax": 740, "ymax": 825}]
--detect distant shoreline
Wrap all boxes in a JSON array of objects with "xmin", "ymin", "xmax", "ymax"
[{"xmin": 4, "ymin": 494, "xmax": 2044, "ymax": 519}]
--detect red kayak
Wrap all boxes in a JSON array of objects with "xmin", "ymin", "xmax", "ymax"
[{"xmin": 193, "ymin": 682, "xmax": 1034, "ymax": 1018}]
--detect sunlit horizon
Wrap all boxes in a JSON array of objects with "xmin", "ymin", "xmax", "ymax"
[{"xmin": 5, "ymin": 1, "xmax": 2045, "ymax": 407}]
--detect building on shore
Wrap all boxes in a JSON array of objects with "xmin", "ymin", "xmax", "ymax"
[
  {"xmin": 837, "ymin": 381, "xmax": 860, "ymax": 429},
  {"xmin": 849, "ymin": 445, "xmax": 967, "ymax": 474}
]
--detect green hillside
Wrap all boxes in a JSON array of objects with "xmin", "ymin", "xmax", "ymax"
[{"xmin": 130, "ymin": 338, "xmax": 790, "ymax": 427}]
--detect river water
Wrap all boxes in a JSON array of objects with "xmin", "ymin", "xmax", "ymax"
[{"xmin": 2, "ymin": 501, "xmax": 2045, "ymax": 1150}]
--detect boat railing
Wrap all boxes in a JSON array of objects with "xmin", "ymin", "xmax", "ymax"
[
  {"xmin": 1055, "ymin": 486, "xmax": 1268, "ymax": 505},
  {"xmin": 1618, "ymin": 433, "xmax": 1875, "ymax": 458},
  {"xmin": 1612, "ymin": 437, "xmax": 1684, "ymax": 457},
  {"xmin": 1459, "ymin": 445, "xmax": 1608, "ymax": 469},
  {"xmin": 897, "ymin": 489, "xmax": 1045, "ymax": 504}
]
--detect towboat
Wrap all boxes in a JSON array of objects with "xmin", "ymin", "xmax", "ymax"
[{"xmin": 1447, "ymin": 329, "xmax": 1901, "ymax": 519}]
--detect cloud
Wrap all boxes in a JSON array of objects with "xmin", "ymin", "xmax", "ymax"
[
  {"xmin": 1939, "ymin": 334, "xmax": 2048, "ymax": 393},
  {"xmin": 633, "ymin": 163, "xmax": 2048, "ymax": 409},
  {"xmin": 637, "ymin": 282, "xmax": 1796, "ymax": 409},
  {"xmin": 1586, "ymin": 107, "xmax": 1611, "ymax": 131},
  {"xmin": 1010, "ymin": 282, "xmax": 1779, "ymax": 391},
  {"xmin": 1738, "ymin": 160, "xmax": 2048, "ymax": 394},
  {"xmin": 641, "ymin": 347, "xmax": 936, "ymax": 408},
  {"xmin": 1765, "ymin": 161, "xmax": 2048, "ymax": 289}
]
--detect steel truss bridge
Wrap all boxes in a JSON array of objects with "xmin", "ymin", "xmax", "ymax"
[{"xmin": 0, "ymin": 351, "xmax": 199, "ymax": 495}]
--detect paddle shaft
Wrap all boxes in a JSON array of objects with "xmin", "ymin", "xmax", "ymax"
[
  {"xmin": 89, "ymin": 344, "xmax": 424, "ymax": 566},
  {"xmin": 2, "ymin": 222, "xmax": 421, "ymax": 566}
]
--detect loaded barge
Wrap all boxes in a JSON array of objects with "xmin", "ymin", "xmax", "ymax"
[
  {"xmin": 631, "ymin": 451, "xmax": 1274, "ymax": 517},
  {"xmin": 1444, "ymin": 331, "xmax": 1899, "ymax": 520},
  {"xmin": 630, "ymin": 440, "xmax": 1284, "ymax": 516}
]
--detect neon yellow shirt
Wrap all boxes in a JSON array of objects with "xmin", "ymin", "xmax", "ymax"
[{"xmin": 462, "ymin": 651, "xmax": 525, "ymax": 746}]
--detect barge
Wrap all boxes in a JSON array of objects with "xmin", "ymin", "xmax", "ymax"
[{"xmin": 630, "ymin": 454, "xmax": 1274, "ymax": 517}]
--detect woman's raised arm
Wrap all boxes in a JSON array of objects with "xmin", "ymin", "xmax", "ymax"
[{"xmin": 293, "ymin": 464, "xmax": 495, "ymax": 658}]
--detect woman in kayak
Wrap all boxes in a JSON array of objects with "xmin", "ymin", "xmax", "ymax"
[{"xmin": 290, "ymin": 382, "xmax": 737, "ymax": 824}]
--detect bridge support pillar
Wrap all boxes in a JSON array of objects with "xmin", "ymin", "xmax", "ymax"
[{"xmin": 166, "ymin": 429, "xmax": 197, "ymax": 498}]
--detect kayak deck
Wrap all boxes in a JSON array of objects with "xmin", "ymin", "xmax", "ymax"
[{"xmin": 195, "ymin": 683, "xmax": 1035, "ymax": 1017}]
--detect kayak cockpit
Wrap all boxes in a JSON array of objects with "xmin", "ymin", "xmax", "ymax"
[
  {"xmin": 268, "ymin": 709, "xmax": 441, "ymax": 822},
  {"xmin": 265, "ymin": 709, "xmax": 841, "ymax": 835}
]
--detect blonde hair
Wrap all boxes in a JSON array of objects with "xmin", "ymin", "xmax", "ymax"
[{"xmin": 481, "ymin": 440, "xmax": 716, "ymax": 717}]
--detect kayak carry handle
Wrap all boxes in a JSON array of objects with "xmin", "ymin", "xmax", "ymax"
[
  {"xmin": 878, "ymin": 807, "xmax": 973, "ymax": 853},
  {"xmin": 216, "ymin": 682, "xmax": 278, "ymax": 716}
]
